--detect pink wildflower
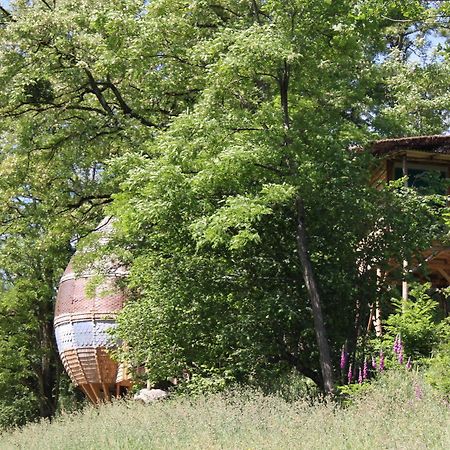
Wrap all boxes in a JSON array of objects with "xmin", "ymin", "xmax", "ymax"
[
  {"xmin": 347, "ymin": 363, "xmax": 353, "ymax": 384},
  {"xmin": 379, "ymin": 349, "xmax": 385, "ymax": 371},
  {"xmin": 340, "ymin": 346, "xmax": 347, "ymax": 370},
  {"xmin": 363, "ymin": 359, "xmax": 368, "ymax": 380},
  {"xmin": 406, "ymin": 356, "xmax": 412, "ymax": 370},
  {"xmin": 371, "ymin": 356, "xmax": 377, "ymax": 370},
  {"xmin": 358, "ymin": 367, "xmax": 363, "ymax": 384},
  {"xmin": 393, "ymin": 334, "xmax": 402, "ymax": 354}
]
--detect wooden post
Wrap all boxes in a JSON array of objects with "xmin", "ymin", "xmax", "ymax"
[
  {"xmin": 402, "ymin": 259, "xmax": 409, "ymax": 300},
  {"xmin": 89, "ymin": 384, "xmax": 101, "ymax": 404},
  {"xmin": 102, "ymin": 383, "xmax": 111, "ymax": 402},
  {"xmin": 81, "ymin": 385, "xmax": 96, "ymax": 404},
  {"xmin": 402, "ymin": 156, "xmax": 408, "ymax": 301},
  {"xmin": 374, "ymin": 269, "xmax": 383, "ymax": 336}
]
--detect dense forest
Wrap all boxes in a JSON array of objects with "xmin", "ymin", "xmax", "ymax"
[{"xmin": 0, "ymin": 0, "xmax": 449, "ymax": 429}]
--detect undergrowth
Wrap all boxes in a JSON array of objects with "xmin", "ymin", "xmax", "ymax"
[{"xmin": 0, "ymin": 371, "xmax": 448, "ymax": 449}]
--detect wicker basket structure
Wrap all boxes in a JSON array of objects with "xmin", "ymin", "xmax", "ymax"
[{"xmin": 54, "ymin": 218, "xmax": 131, "ymax": 403}]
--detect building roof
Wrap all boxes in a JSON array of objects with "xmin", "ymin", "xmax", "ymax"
[{"xmin": 371, "ymin": 135, "xmax": 450, "ymax": 156}]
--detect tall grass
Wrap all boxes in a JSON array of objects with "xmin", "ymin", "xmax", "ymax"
[{"xmin": 1, "ymin": 371, "xmax": 449, "ymax": 449}]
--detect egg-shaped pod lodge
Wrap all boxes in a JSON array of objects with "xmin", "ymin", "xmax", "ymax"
[{"xmin": 54, "ymin": 218, "xmax": 131, "ymax": 403}]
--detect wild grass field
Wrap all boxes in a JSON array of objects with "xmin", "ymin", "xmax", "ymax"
[{"xmin": 1, "ymin": 371, "xmax": 448, "ymax": 450}]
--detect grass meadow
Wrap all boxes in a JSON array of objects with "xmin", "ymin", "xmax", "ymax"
[{"xmin": 1, "ymin": 371, "xmax": 449, "ymax": 449}]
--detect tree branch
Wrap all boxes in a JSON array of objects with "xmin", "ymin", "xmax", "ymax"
[
  {"xmin": 84, "ymin": 69, "xmax": 114, "ymax": 117},
  {"xmin": 56, "ymin": 194, "xmax": 112, "ymax": 216},
  {"xmin": 39, "ymin": 0, "xmax": 54, "ymax": 11},
  {"xmin": 0, "ymin": 6, "xmax": 15, "ymax": 22},
  {"xmin": 106, "ymin": 76, "xmax": 158, "ymax": 128}
]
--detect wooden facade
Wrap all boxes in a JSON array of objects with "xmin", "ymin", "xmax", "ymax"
[{"xmin": 371, "ymin": 135, "xmax": 450, "ymax": 290}]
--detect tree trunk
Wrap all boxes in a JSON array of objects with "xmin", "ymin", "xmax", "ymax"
[
  {"xmin": 277, "ymin": 59, "xmax": 333, "ymax": 393},
  {"xmin": 37, "ymin": 317, "xmax": 59, "ymax": 419},
  {"xmin": 295, "ymin": 197, "xmax": 334, "ymax": 394}
]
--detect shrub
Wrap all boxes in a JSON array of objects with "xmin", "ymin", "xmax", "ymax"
[
  {"xmin": 426, "ymin": 319, "xmax": 450, "ymax": 397},
  {"xmin": 383, "ymin": 283, "xmax": 444, "ymax": 361}
]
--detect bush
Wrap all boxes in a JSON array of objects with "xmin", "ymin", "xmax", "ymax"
[
  {"xmin": 426, "ymin": 320, "xmax": 450, "ymax": 397},
  {"xmin": 382, "ymin": 283, "xmax": 445, "ymax": 361}
]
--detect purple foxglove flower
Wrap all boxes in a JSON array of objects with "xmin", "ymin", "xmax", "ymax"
[
  {"xmin": 340, "ymin": 347, "xmax": 347, "ymax": 370},
  {"xmin": 371, "ymin": 356, "xmax": 377, "ymax": 370},
  {"xmin": 393, "ymin": 335, "xmax": 400, "ymax": 354},
  {"xmin": 406, "ymin": 357, "xmax": 412, "ymax": 370},
  {"xmin": 347, "ymin": 363, "xmax": 353, "ymax": 384},
  {"xmin": 358, "ymin": 367, "xmax": 363, "ymax": 384},
  {"xmin": 397, "ymin": 336, "xmax": 403, "ymax": 356},
  {"xmin": 398, "ymin": 350, "xmax": 403, "ymax": 365},
  {"xmin": 379, "ymin": 350, "xmax": 385, "ymax": 371},
  {"xmin": 363, "ymin": 359, "xmax": 368, "ymax": 380}
]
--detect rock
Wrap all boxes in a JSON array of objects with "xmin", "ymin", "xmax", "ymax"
[{"xmin": 133, "ymin": 388, "xmax": 168, "ymax": 404}]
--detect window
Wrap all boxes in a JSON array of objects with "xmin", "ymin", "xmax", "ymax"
[{"xmin": 394, "ymin": 163, "xmax": 448, "ymax": 195}]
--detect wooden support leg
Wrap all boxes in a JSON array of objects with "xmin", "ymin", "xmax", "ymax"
[
  {"xmin": 437, "ymin": 268, "xmax": 450, "ymax": 285},
  {"xmin": 81, "ymin": 385, "xmax": 97, "ymax": 404},
  {"xmin": 367, "ymin": 304, "xmax": 374, "ymax": 333},
  {"xmin": 374, "ymin": 300, "xmax": 382, "ymax": 337},
  {"xmin": 402, "ymin": 260, "xmax": 408, "ymax": 301},
  {"xmin": 88, "ymin": 384, "xmax": 101, "ymax": 404},
  {"xmin": 102, "ymin": 383, "xmax": 111, "ymax": 402},
  {"xmin": 374, "ymin": 269, "xmax": 383, "ymax": 337}
]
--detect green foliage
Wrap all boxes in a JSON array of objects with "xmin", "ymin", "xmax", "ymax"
[
  {"xmin": 337, "ymin": 378, "xmax": 376, "ymax": 404},
  {"xmin": 0, "ymin": 0, "xmax": 449, "ymax": 426},
  {"xmin": 0, "ymin": 396, "xmax": 37, "ymax": 431},
  {"xmin": 425, "ymin": 318, "xmax": 450, "ymax": 396},
  {"xmin": 172, "ymin": 368, "xmax": 235, "ymax": 397},
  {"xmin": 259, "ymin": 369, "xmax": 321, "ymax": 403},
  {"xmin": 109, "ymin": 0, "xmax": 447, "ymax": 393},
  {"xmin": 384, "ymin": 284, "xmax": 446, "ymax": 360}
]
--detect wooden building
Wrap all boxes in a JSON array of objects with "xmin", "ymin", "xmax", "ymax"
[
  {"xmin": 54, "ymin": 218, "xmax": 131, "ymax": 403},
  {"xmin": 370, "ymin": 135, "xmax": 450, "ymax": 292}
]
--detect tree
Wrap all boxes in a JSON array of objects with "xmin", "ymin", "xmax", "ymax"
[
  {"xmin": 0, "ymin": 0, "xmax": 448, "ymax": 423},
  {"xmin": 0, "ymin": 0, "xmax": 211, "ymax": 423},
  {"xmin": 0, "ymin": 0, "xmax": 261, "ymax": 422},
  {"xmin": 108, "ymin": 0, "xmax": 447, "ymax": 393}
]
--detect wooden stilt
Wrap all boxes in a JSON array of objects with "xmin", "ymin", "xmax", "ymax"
[
  {"xmin": 88, "ymin": 384, "xmax": 101, "ymax": 404},
  {"xmin": 437, "ymin": 268, "xmax": 450, "ymax": 284},
  {"xmin": 373, "ymin": 269, "xmax": 383, "ymax": 336},
  {"xmin": 367, "ymin": 304, "xmax": 374, "ymax": 333},
  {"xmin": 102, "ymin": 383, "xmax": 111, "ymax": 402},
  {"xmin": 402, "ymin": 260, "xmax": 409, "ymax": 300},
  {"xmin": 401, "ymin": 157, "xmax": 409, "ymax": 302},
  {"xmin": 81, "ymin": 385, "xmax": 97, "ymax": 404},
  {"xmin": 374, "ymin": 300, "xmax": 382, "ymax": 337}
]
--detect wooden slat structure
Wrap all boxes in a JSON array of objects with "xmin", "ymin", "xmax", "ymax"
[{"xmin": 54, "ymin": 218, "xmax": 131, "ymax": 403}]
